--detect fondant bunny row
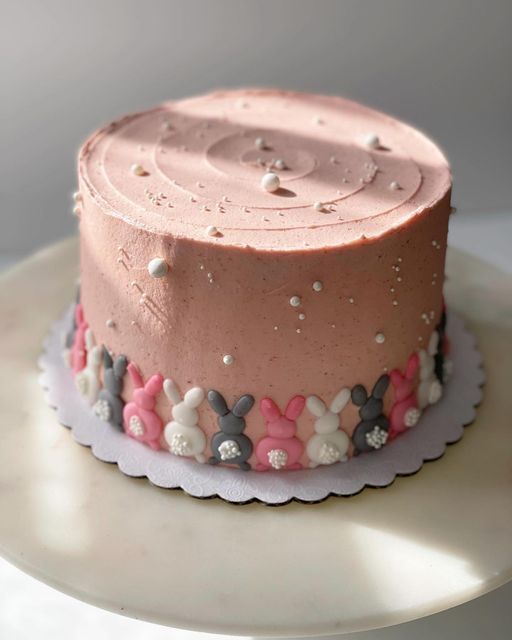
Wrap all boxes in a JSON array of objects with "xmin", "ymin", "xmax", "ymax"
[{"xmin": 64, "ymin": 306, "xmax": 449, "ymax": 469}]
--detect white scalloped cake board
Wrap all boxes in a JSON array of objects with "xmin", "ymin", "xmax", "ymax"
[
  {"xmin": 39, "ymin": 307, "xmax": 483, "ymax": 505},
  {"xmin": 0, "ymin": 238, "xmax": 511, "ymax": 638}
]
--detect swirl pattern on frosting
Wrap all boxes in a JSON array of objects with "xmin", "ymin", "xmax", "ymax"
[{"xmin": 80, "ymin": 89, "xmax": 451, "ymax": 249}]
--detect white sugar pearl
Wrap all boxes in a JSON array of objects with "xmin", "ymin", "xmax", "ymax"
[
  {"xmin": 364, "ymin": 133, "xmax": 380, "ymax": 149},
  {"xmin": 206, "ymin": 225, "xmax": 219, "ymax": 237},
  {"xmin": 313, "ymin": 202, "xmax": 324, "ymax": 212},
  {"xmin": 255, "ymin": 137, "xmax": 266, "ymax": 149},
  {"xmin": 312, "ymin": 281, "xmax": 323, "ymax": 292},
  {"xmin": 72, "ymin": 191, "xmax": 82, "ymax": 203},
  {"xmin": 106, "ymin": 319, "xmax": 115, "ymax": 329},
  {"xmin": 290, "ymin": 295, "xmax": 301, "ymax": 307},
  {"xmin": 131, "ymin": 163, "xmax": 147, "ymax": 176},
  {"xmin": 261, "ymin": 172, "xmax": 280, "ymax": 192},
  {"xmin": 274, "ymin": 158, "xmax": 286, "ymax": 170},
  {"xmin": 147, "ymin": 257, "xmax": 169, "ymax": 278},
  {"xmin": 298, "ymin": 313, "xmax": 306, "ymax": 320},
  {"xmin": 389, "ymin": 181, "xmax": 400, "ymax": 190},
  {"xmin": 72, "ymin": 205, "xmax": 81, "ymax": 216},
  {"xmin": 223, "ymin": 354, "xmax": 234, "ymax": 366},
  {"xmin": 375, "ymin": 333, "xmax": 385, "ymax": 344}
]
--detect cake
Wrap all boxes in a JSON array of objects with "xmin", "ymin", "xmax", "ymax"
[{"xmin": 67, "ymin": 88, "xmax": 452, "ymax": 472}]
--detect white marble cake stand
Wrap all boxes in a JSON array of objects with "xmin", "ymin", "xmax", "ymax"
[{"xmin": 0, "ymin": 238, "xmax": 511, "ymax": 638}]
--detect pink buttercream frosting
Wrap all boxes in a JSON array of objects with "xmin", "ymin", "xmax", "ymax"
[{"xmin": 77, "ymin": 89, "xmax": 452, "ymax": 469}]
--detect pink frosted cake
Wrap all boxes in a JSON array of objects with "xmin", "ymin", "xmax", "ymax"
[{"xmin": 67, "ymin": 88, "xmax": 452, "ymax": 472}]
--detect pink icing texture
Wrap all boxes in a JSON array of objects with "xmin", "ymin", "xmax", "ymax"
[{"xmin": 76, "ymin": 88, "xmax": 452, "ymax": 469}]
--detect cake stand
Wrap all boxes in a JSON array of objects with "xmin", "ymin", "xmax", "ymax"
[{"xmin": 0, "ymin": 238, "xmax": 511, "ymax": 638}]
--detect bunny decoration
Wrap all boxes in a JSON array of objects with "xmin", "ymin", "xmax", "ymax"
[
  {"xmin": 62, "ymin": 310, "xmax": 77, "ymax": 366},
  {"xmin": 70, "ymin": 304, "xmax": 88, "ymax": 375},
  {"xmin": 123, "ymin": 363, "xmax": 164, "ymax": 450},
  {"xmin": 163, "ymin": 379, "xmax": 207, "ymax": 463},
  {"xmin": 74, "ymin": 329, "xmax": 103, "ymax": 405},
  {"xmin": 207, "ymin": 390, "xmax": 255, "ymax": 470},
  {"xmin": 418, "ymin": 330, "xmax": 443, "ymax": 409},
  {"xmin": 255, "ymin": 395, "xmax": 305, "ymax": 470},
  {"xmin": 93, "ymin": 348, "xmax": 128, "ymax": 429},
  {"xmin": 351, "ymin": 374, "xmax": 390, "ymax": 454},
  {"xmin": 389, "ymin": 353, "xmax": 421, "ymax": 439},
  {"xmin": 305, "ymin": 388, "xmax": 351, "ymax": 467}
]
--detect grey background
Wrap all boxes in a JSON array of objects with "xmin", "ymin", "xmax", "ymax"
[{"xmin": 1, "ymin": 0, "xmax": 511, "ymax": 257}]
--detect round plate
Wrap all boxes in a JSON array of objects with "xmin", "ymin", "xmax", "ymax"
[{"xmin": 0, "ymin": 238, "xmax": 511, "ymax": 637}]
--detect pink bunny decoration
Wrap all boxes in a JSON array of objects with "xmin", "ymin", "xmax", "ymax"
[
  {"xmin": 70, "ymin": 304, "xmax": 88, "ymax": 375},
  {"xmin": 123, "ymin": 363, "xmax": 164, "ymax": 450},
  {"xmin": 389, "ymin": 352, "xmax": 421, "ymax": 439},
  {"xmin": 255, "ymin": 395, "xmax": 305, "ymax": 470}
]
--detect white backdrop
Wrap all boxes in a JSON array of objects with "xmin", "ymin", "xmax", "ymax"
[{"xmin": 1, "ymin": 0, "xmax": 511, "ymax": 256}]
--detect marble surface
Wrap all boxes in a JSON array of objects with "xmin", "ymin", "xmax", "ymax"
[{"xmin": 0, "ymin": 236, "xmax": 511, "ymax": 637}]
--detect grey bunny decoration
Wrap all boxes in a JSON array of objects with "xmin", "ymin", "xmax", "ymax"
[
  {"xmin": 351, "ymin": 374, "xmax": 390, "ymax": 454},
  {"xmin": 207, "ymin": 390, "xmax": 255, "ymax": 470},
  {"xmin": 93, "ymin": 347, "xmax": 128, "ymax": 430}
]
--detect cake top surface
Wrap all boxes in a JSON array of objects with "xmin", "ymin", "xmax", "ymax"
[{"xmin": 79, "ymin": 88, "xmax": 451, "ymax": 250}]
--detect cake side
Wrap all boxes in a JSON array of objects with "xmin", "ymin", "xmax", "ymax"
[{"xmin": 71, "ymin": 89, "xmax": 452, "ymax": 470}]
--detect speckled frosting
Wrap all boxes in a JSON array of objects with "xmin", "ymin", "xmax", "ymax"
[{"xmin": 75, "ymin": 88, "xmax": 452, "ymax": 470}]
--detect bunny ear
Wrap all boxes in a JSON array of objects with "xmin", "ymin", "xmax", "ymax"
[
  {"xmin": 285, "ymin": 395, "xmax": 305, "ymax": 420},
  {"xmin": 233, "ymin": 394, "xmax": 254, "ymax": 417},
  {"xmin": 207, "ymin": 390, "xmax": 229, "ymax": 416},
  {"xmin": 75, "ymin": 304, "xmax": 84, "ymax": 325},
  {"xmin": 330, "ymin": 387, "xmax": 351, "ymax": 414},
  {"xmin": 351, "ymin": 385, "xmax": 367, "ymax": 406},
  {"xmin": 102, "ymin": 346, "xmax": 113, "ymax": 370},
  {"xmin": 184, "ymin": 387, "xmax": 205, "ymax": 408},
  {"xmin": 306, "ymin": 395, "xmax": 327, "ymax": 418},
  {"xmin": 260, "ymin": 397, "xmax": 282, "ymax": 422},
  {"xmin": 127, "ymin": 362, "xmax": 143, "ymax": 389},
  {"xmin": 145, "ymin": 374, "xmax": 163, "ymax": 397},
  {"xmin": 428, "ymin": 330, "xmax": 439, "ymax": 356},
  {"xmin": 113, "ymin": 355, "xmax": 128, "ymax": 378},
  {"xmin": 90, "ymin": 345, "xmax": 102, "ymax": 366},
  {"xmin": 405, "ymin": 353, "xmax": 420, "ymax": 379},
  {"xmin": 84, "ymin": 328, "xmax": 95, "ymax": 351},
  {"xmin": 372, "ymin": 374, "xmax": 390, "ymax": 399},
  {"xmin": 164, "ymin": 378, "xmax": 182, "ymax": 405}
]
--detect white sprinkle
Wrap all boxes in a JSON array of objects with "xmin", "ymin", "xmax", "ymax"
[
  {"xmin": 261, "ymin": 172, "xmax": 280, "ymax": 192},
  {"xmin": 364, "ymin": 133, "xmax": 380, "ymax": 149},
  {"xmin": 392, "ymin": 300, "xmax": 399, "ymax": 306},
  {"xmin": 106, "ymin": 319, "xmax": 115, "ymax": 329},
  {"xmin": 389, "ymin": 181, "xmax": 401, "ymax": 190},
  {"xmin": 312, "ymin": 280, "xmax": 323, "ymax": 292},
  {"xmin": 255, "ymin": 137, "xmax": 266, "ymax": 150},
  {"xmin": 375, "ymin": 333, "xmax": 386, "ymax": 344},
  {"xmin": 314, "ymin": 116, "xmax": 324, "ymax": 125},
  {"xmin": 298, "ymin": 313, "xmax": 306, "ymax": 320},
  {"xmin": 349, "ymin": 297, "xmax": 354, "ymax": 304},
  {"xmin": 290, "ymin": 295, "xmax": 301, "ymax": 308},
  {"xmin": 432, "ymin": 240, "xmax": 437, "ymax": 246},
  {"xmin": 329, "ymin": 156, "xmax": 338, "ymax": 164},
  {"xmin": 296, "ymin": 328, "xmax": 302, "ymax": 334},
  {"xmin": 72, "ymin": 205, "xmax": 81, "ymax": 216},
  {"xmin": 206, "ymin": 225, "xmax": 220, "ymax": 237},
  {"xmin": 72, "ymin": 191, "xmax": 82, "ymax": 203},
  {"xmin": 313, "ymin": 202, "xmax": 324, "ymax": 212},
  {"xmin": 397, "ymin": 257, "xmax": 403, "ymax": 262},
  {"xmin": 147, "ymin": 257, "xmax": 168, "ymax": 278},
  {"xmin": 397, "ymin": 276, "xmax": 402, "ymax": 282},
  {"xmin": 274, "ymin": 326, "xmax": 279, "ymax": 331},
  {"xmin": 274, "ymin": 158, "xmax": 286, "ymax": 170},
  {"xmin": 131, "ymin": 163, "xmax": 147, "ymax": 176},
  {"xmin": 390, "ymin": 287, "xmax": 395, "ymax": 293},
  {"xmin": 223, "ymin": 354, "xmax": 234, "ymax": 366}
]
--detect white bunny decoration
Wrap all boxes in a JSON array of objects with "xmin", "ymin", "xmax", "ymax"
[
  {"xmin": 417, "ymin": 330, "xmax": 443, "ymax": 409},
  {"xmin": 74, "ymin": 329, "xmax": 102, "ymax": 405},
  {"xmin": 305, "ymin": 387, "xmax": 351, "ymax": 467},
  {"xmin": 163, "ymin": 379, "xmax": 207, "ymax": 463}
]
